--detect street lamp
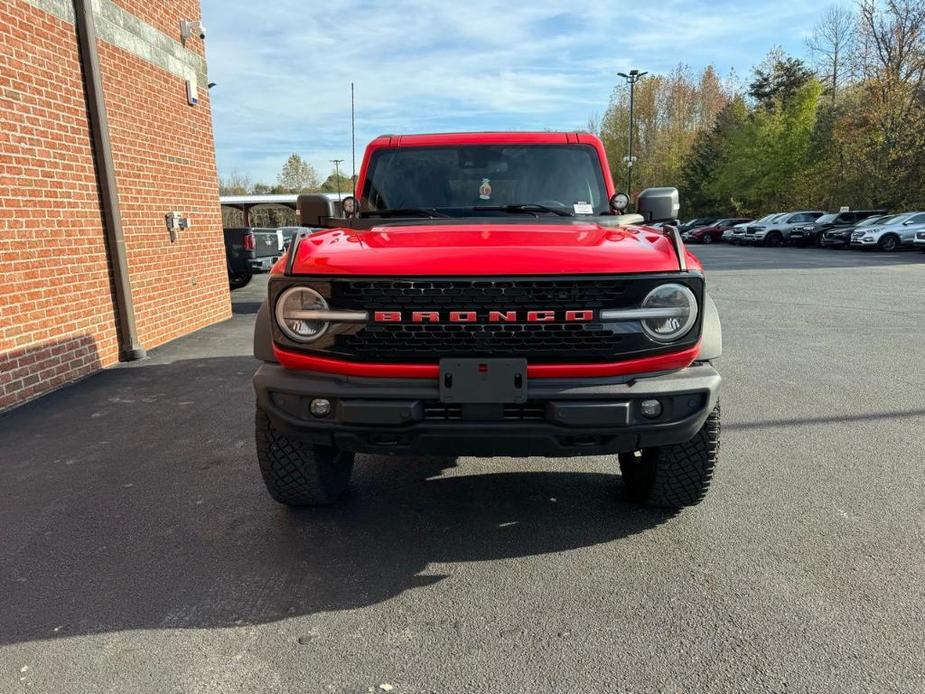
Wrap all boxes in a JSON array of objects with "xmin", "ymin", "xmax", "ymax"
[{"xmin": 617, "ymin": 69, "xmax": 647, "ymax": 208}]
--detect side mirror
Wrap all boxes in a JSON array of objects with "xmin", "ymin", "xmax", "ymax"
[
  {"xmin": 637, "ymin": 187, "xmax": 680, "ymax": 223},
  {"xmin": 297, "ymin": 194, "xmax": 337, "ymax": 227}
]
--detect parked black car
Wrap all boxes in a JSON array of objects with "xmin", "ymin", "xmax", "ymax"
[
  {"xmin": 677, "ymin": 217, "xmax": 718, "ymax": 234},
  {"xmin": 789, "ymin": 209, "xmax": 887, "ymax": 247},
  {"xmin": 819, "ymin": 215, "xmax": 891, "ymax": 249},
  {"xmin": 224, "ymin": 227, "xmax": 282, "ymax": 290}
]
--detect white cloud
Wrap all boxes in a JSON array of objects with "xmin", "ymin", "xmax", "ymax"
[{"xmin": 202, "ymin": 0, "xmax": 821, "ymax": 182}]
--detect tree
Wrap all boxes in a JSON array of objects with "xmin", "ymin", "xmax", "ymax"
[
  {"xmin": 276, "ymin": 154, "xmax": 320, "ymax": 192},
  {"xmin": 847, "ymin": 0, "xmax": 925, "ymax": 207},
  {"xmin": 748, "ymin": 50, "xmax": 814, "ymax": 107},
  {"xmin": 218, "ymin": 171, "xmax": 252, "ymax": 195},
  {"xmin": 598, "ymin": 64, "xmax": 733, "ymax": 195},
  {"xmin": 320, "ymin": 171, "xmax": 354, "ymax": 195},
  {"xmin": 806, "ymin": 5, "xmax": 855, "ymax": 104}
]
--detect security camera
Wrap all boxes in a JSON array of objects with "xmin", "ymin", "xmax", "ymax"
[{"xmin": 180, "ymin": 19, "xmax": 206, "ymax": 42}]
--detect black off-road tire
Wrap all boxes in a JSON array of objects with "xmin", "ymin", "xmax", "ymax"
[
  {"xmin": 619, "ymin": 404, "xmax": 720, "ymax": 509},
  {"xmin": 255, "ymin": 407, "xmax": 354, "ymax": 506}
]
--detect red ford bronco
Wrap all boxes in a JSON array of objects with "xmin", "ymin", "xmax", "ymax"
[{"xmin": 252, "ymin": 132, "xmax": 721, "ymax": 509}]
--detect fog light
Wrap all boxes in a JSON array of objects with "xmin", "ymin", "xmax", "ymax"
[
  {"xmin": 310, "ymin": 398, "xmax": 332, "ymax": 418},
  {"xmin": 640, "ymin": 399, "xmax": 662, "ymax": 419}
]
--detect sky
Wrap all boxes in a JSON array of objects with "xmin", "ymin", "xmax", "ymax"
[{"xmin": 201, "ymin": 0, "xmax": 825, "ymax": 184}]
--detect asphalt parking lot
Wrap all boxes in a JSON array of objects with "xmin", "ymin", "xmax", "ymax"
[{"xmin": 2, "ymin": 245, "xmax": 924, "ymax": 693}]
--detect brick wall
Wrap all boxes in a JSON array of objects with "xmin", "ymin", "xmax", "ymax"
[
  {"xmin": 110, "ymin": 0, "xmax": 204, "ymax": 56},
  {"xmin": 0, "ymin": 0, "xmax": 230, "ymax": 412}
]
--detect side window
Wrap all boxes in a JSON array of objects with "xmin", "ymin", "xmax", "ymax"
[
  {"xmin": 908, "ymin": 214, "xmax": 925, "ymax": 224},
  {"xmin": 789, "ymin": 213, "xmax": 809, "ymax": 223},
  {"xmin": 839, "ymin": 213, "xmax": 856, "ymax": 223}
]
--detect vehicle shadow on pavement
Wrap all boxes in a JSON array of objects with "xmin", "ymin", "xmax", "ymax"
[{"xmin": 0, "ymin": 355, "xmax": 669, "ymax": 646}]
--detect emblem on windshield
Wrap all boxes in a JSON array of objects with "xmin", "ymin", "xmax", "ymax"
[{"xmin": 479, "ymin": 178, "xmax": 492, "ymax": 200}]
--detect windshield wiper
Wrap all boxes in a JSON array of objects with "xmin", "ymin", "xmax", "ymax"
[
  {"xmin": 364, "ymin": 207, "xmax": 450, "ymax": 218},
  {"xmin": 473, "ymin": 203, "xmax": 574, "ymax": 217}
]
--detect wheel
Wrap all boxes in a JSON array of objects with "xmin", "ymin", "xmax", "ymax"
[
  {"xmin": 229, "ymin": 272, "xmax": 253, "ymax": 290},
  {"xmin": 878, "ymin": 234, "xmax": 899, "ymax": 252},
  {"xmin": 765, "ymin": 232, "xmax": 783, "ymax": 247},
  {"xmin": 619, "ymin": 404, "xmax": 720, "ymax": 509},
  {"xmin": 255, "ymin": 407, "xmax": 354, "ymax": 506},
  {"xmin": 701, "ymin": 234, "xmax": 713, "ymax": 245}
]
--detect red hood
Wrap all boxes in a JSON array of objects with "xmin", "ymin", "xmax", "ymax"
[{"xmin": 288, "ymin": 222, "xmax": 700, "ymax": 276}]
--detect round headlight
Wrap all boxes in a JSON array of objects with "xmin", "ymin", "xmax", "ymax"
[
  {"xmin": 640, "ymin": 283, "xmax": 698, "ymax": 343},
  {"xmin": 275, "ymin": 286, "xmax": 329, "ymax": 342}
]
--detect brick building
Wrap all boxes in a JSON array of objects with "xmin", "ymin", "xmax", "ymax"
[{"xmin": 0, "ymin": 0, "xmax": 230, "ymax": 411}]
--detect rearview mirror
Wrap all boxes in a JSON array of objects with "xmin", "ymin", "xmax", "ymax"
[{"xmin": 637, "ymin": 187, "xmax": 680, "ymax": 223}]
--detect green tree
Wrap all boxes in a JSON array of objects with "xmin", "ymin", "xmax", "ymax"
[
  {"xmin": 276, "ymin": 154, "xmax": 320, "ymax": 192},
  {"xmin": 748, "ymin": 50, "xmax": 814, "ymax": 107},
  {"xmin": 320, "ymin": 171, "xmax": 354, "ymax": 195}
]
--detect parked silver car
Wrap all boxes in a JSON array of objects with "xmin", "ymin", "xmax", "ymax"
[
  {"xmin": 850, "ymin": 212, "xmax": 925, "ymax": 251},
  {"xmin": 743, "ymin": 211, "xmax": 826, "ymax": 246},
  {"xmin": 914, "ymin": 229, "xmax": 925, "ymax": 252}
]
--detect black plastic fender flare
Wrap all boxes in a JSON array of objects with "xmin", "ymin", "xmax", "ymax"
[
  {"xmin": 254, "ymin": 300, "xmax": 277, "ymax": 362},
  {"xmin": 697, "ymin": 292, "xmax": 722, "ymax": 361}
]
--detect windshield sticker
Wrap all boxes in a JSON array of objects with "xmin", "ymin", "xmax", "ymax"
[
  {"xmin": 573, "ymin": 202, "xmax": 594, "ymax": 215},
  {"xmin": 479, "ymin": 178, "xmax": 492, "ymax": 200}
]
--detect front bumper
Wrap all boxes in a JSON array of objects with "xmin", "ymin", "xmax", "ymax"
[
  {"xmin": 253, "ymin": 363, "xmax": 721, "ymax": 457},
  {"xmin": 820, "ymin": 235, "xmax": 849, "ymax": 248}
]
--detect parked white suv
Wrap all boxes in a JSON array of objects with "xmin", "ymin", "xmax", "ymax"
[
  {"xmin": 743, "ymin": 211, "xmax": 826, "ymax": 246},
  {"xmin": 725, "ymin": 213, "xmax": 784, "ymax": 244},
  {"xmin": 850, "ymin": 212, "xmax": 925, "ymax": 251}
]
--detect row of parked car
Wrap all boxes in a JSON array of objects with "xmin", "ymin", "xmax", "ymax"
[{"xmin": 678, "ymin": 210, "xmax": 925, "ymax": 252}]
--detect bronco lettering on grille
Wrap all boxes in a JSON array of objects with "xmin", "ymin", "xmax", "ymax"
[{"xmin": 372, "ymin": 310, "xmax": 597, "ymax": 323}]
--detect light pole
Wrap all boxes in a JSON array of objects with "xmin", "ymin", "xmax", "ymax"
[
  {"xmin": 330, "ymin": 159, "xmax": 344, "ymax": 200},
  {"xmin": 617, "ymin": 69, "xmax": 647, "ymax": 208}
]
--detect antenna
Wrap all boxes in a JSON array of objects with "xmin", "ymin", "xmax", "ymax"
[{"xmin": 350, "ymin": 82, "xmax": 356, "ymax": 190}]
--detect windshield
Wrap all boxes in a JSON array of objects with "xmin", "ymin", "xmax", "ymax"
[
  {"xmin": 360, "ymin": 144, "xmax": 609, "ymax": 216},
  {"xmin": 754, "ymin": 214, "xmax": 777, "ymax": 223},
  {"xmin": 816, "ymin": 214, "xmax": 838, "ymax": 224},
  {"xmin": 858, "ymin": 215, "xmax": 889, "ymax": 227},
  {"xmin": 876, "ymin": 214, "xmax": 904, "ymax": 225}
]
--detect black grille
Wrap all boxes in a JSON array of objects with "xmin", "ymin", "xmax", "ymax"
[
  {"xmin": 272, "ymin": 275, "xmax": 703, "ymax": 363},
  {"xmin": 337, "ymin": 321, "xmax": 627, "ymax": 360},
  {"xmin": 334, "ymin": 279, "xmax": 631, "ymax": 309}
]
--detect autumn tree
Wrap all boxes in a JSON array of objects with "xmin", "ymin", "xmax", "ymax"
[
  {"xmin": 276, "ymin": 154, "xmax": 320, "ymax": 192},
  {"xmin": 597, "ymin": 64, "xmax": 733, "ymax": 195},
  {"xmin": 806, "ymin": 5, "xmax": 855, "ymax": 104}
]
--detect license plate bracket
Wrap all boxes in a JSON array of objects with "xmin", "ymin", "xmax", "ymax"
[{"xmin": 439, "ymin": 358, "xmax": 528, "ymax": 404}]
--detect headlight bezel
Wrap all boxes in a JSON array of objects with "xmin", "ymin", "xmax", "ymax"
[
  {"xmin": 638, "ymin": 282, "xmax": 699, "ymax": 343},
  {"xmin": 274, "ymin": 285, "xmax": 331, "ymax": 343}
]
